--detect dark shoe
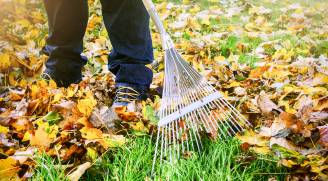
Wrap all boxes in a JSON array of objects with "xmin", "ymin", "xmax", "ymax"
[
  {"xmin": 112, "ymin": 85, "xmax": 148, "ymax": 107},
  {"xmin": 42, "ymin": 68, "xmax": 82, "ymax": 88}
]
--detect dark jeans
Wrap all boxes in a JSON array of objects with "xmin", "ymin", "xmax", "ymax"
[{"xmin": 43, "ymin": 0, "xmax": 153, "ymax": 88}]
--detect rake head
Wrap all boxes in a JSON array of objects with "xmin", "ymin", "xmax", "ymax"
[
  {"xmin": 141, "ymin": 0, "xmax": 252, "ymax": 176},
  {"xmin": 151, "ymin": 35, "xmax": 251, "ymax": 172}
]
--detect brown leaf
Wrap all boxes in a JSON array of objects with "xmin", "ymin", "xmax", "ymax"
[
  {"xmin": 318, "ymin": 126, "xmax": 328, "ymax": 148},
  {"xmin": 279, "ymin": 112, "xmax": 304, "ymax": 134},
  {"xmin": 257, "ymin": 91, "xmax": 279, "ymax": 115},
  {"xmin": 240, "ymin": 142, "xmax": 251, "ymax": 152},
  {"xmin": 62, "ymin": 144, "xmax": 85, "ymax": 161},
  {"xmin": 114, "ymin": 106, "xmax": 138, "ymax": 122}
]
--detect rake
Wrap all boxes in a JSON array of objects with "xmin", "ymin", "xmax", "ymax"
[{"xmin": 142, "ymin": 0, "xmax": 252, "ymax": 175}]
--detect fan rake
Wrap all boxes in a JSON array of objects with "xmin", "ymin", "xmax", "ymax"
[{"xmin": 141, "ymin": 0, "xmax": 252, "ymax": 175}]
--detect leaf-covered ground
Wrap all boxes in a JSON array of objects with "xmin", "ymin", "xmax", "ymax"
[{"xmin": 0, "ymin": 0, "xmax": 328, "ymax": 180}]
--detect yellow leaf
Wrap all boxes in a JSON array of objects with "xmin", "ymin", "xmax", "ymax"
[
  {"xmin": 131, "ymin": 121, "xmax": 148, "ymax": 132},
  {"xmin": 52, "ymin": 92, "xmax": 63, "ymax": 104},
  {"xmin": 80, "ymin": 127, "xmax": 103, "ymax": 140},
  {"xmin": 0, "ymin": 125, "xmax": 9, "ymax": 134},
  {"xmin": 22, "ymin": 131, "xmax": 31, "ymax": 142},
  {"xmin": 280, "ymin": 159, "xmax": 298, "ymax": 168},
  {"xmin": 227, "ymin": 81, "xmax": 240, "ymax": 88},
  {"xmin": 237, "ymin": 130, "xmax": 269, "ymax": 147},
  {"xmin": 77, "ymin": 98, "xmax": 97, "ymax": 116},
  {"xmin": 104, "ymin": 134, "xmax": 127, "ymax": 148},
  {"xmin": 214, "ymin": 56, "xmax": 225, "ymax": 62},
  {"xmin": 86, "ymin": 147, "xmax": 98, "ymax": 161},
  {"xmin": 49, "ymin": 80, "xmax": 57, "ymax": 89},
  {"xmin": 0, "ymin": 54, "xmax": 11, "ymax": 70},
  {"xmin": 250, "ymin": 146, "xmax": 271, "ymax": 155},
  {"xmin": 272, "ymin": 48, "xmax": 294, "ymax": 62},
  {"xmin": 0, "ymin": 157, "xmax": 20, "ymax": 181},
  {"xmin": 312, "ymin": 72, "xmax": 328, "ymax": 86}
]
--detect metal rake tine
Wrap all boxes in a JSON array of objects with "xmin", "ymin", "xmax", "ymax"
[
  {"xmin": 211, "ymin": 100, "xmax": 240, "ymax": 135},
  {"xmin": 189, "ymin": 111, "xmax": 203, "ymax": 152},
  {"xmin": 151, "ymin": 127, "xmax": 161, "ymax": 175},
  {"xmin": 168, "ymin": 123, "xmax": 174, "ymax": 163},
  {"xmin": 174, "ymin": 119, "xmax": 181, "ymax": 159},
  {"xmin": 183, "ymin": 115, "xmax": 195, "ymax": 153},
  {"xmin": 215, "ymin": 99, "xmax": 244, "ymax": 132},
  {"xmin": 200, "ymin": 105, "xmax": 226, "ymax": 140},
  {"xmin": 201, "ymin": 105, "xmax": 231, "ymax": 139},
  {"xmin": 219, "ymin": 98, "xmax": 252, "ymax": 127},
  {"xmin": 159, "ymin": 126, "xmax": 165, "ymax": 168}
]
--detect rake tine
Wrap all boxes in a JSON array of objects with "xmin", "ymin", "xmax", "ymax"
[
  {"xmin": 174, "ymin": 119, "xmax": 180, "ymax": 159},
  {"xmin": 215, "ymin": 100, "xmax": 242, "ymax": 131},
  {"xmin": 200, "ymin": 106, "xmax": 226, "ymax": 140},
  {"xmin": 202, "ymin": 105, "xmax": 232, "ymax": 138},
  {"xmin": 211, "ymin": 101, "xmax": 240, "ymax": 135},
  {"xmin": 169, "ymin": 122, "xmax": 175, "ymax": 164},
  {"xmin": 151, "ymin": 127, "xmax": 161, "ymax": 176},
  {"xmin": 220, "ymin": 98, "xmax": 252, "ymax": 127},
  {"xmin": 189, "ymin": 112, "xmax": 203, "ymax": 152},
  {"xmin": 159, "ymin": 127, "xmax": 165, "ymax": 168},
  {"xmin": 184, "ymin": 115, "xmax": 195, "ymax": 153}
]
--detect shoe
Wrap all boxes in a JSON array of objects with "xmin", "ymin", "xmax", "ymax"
[
  {"xmin": 112, "ymin": 85, "xmax": 148, "ymax": 107},
  {"xmin": 42, "ymin": 68, "xmax": 82, "ymax": 88}
]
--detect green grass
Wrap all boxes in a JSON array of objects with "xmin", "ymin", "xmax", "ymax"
[
  {"xmin": 83, "ymin": 136, "xmax": 287, "ymax": 181},
  {"xmin": 31, "ymin": 137, "xmax": 287, "ymax": 181},
  {"xmin": 32, "ymin": 153, "xmax": 68, "ymax": 181}
]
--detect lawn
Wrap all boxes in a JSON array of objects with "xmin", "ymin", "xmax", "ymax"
[{"xmin": 33, "ymin": 136, "xmax": 286, "ymax": 181}]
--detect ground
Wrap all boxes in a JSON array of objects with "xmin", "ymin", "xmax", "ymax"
[{"xmin": 0, "ymin": 0, "xmax": 327, "ymax": 180}]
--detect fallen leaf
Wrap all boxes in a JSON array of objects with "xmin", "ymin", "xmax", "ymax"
[
  {"xmin": 0, "ymin": 54, "xmax": 11, "ymax": 71},
  {"xmin": 80, "ymin": 127, "xmax": 103, "ymax": 140},
  {"xmin": 10, "ymin": 148, "xmax": 36, "ymax": 164},
  {"xmin": 249, "ymin": 66, "xmax": 269, "ymax": 79},
  {"xmin": 77, "ymin": 98, "xmax": 97, "ymax": 117},
  {"xmin": 0, "ymin": 157, "xmax": 20, "ymax": 181},
  {"xmin": 318, "ymin": 126, "xmax": 328, "ymax": 148},
  {"xmin": 257, "ymin": 91, "xmax": 280, "ymax": 115},
  {"xmin": 237, "ymin": 130, "xmax": 269, "ymax": 147},
  {"xmin": 67, "ymin": 162, "xmax": 91, "ymax": 181},
  {"xmin": 0, "ymin": 125, "xmax": 9, "ymax": 134},
  {"xmin": 30, "ymin": 125, "xmax": 54, "ymax": 148},
  {"xmin": 104, "ymin": 134, "xmax": 127, "ymax": 148}
]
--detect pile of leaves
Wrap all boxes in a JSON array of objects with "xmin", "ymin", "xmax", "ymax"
[{"xmin": 0, "ymin": 0, "xmax": 328, "ymax": 180}]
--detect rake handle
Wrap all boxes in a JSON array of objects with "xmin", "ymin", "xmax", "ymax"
[{"xmin": 142, "ymin": 0, "xmax": 166, "ymax": 35}]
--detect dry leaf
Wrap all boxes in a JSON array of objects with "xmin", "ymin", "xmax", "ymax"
[
  {"xmin": 0, "ymin": 157, "xmax": 20, "ymax": 181},
  {"xmin": 257, "ymin": 91, "xmax": 280, "ymax": 115},
  {"xmin": 67, "ymin": 162, "xmax": 91, "ymax": 181}
]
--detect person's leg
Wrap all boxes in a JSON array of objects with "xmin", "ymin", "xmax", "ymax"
[
  {"xmin": 100, "ymin": 0, "xmax": 154, "ymax": 92},
  {"xmin": 43, "ymin": 0, "xmax": 88, "ymax": 87}
]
